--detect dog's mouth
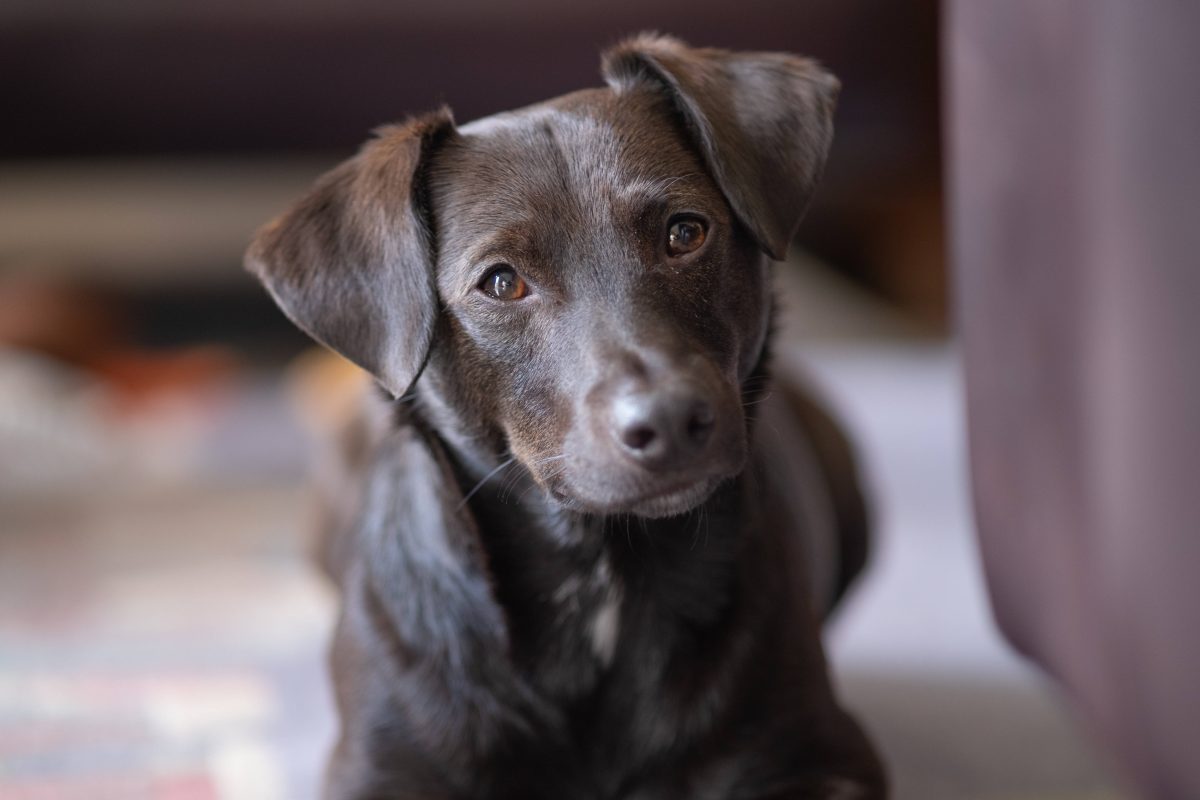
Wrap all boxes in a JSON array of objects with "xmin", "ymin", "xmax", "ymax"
[
  {"xmin": 546, "ymin": 470, "xmax": 728, "ymax": 519},
  {"xmin": 622, "ymin": 476, "xmax": 722, "ymax": 518}
]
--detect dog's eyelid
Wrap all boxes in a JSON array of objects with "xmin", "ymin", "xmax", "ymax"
[
  {"xmin": 666, "ymin": 210, "xmax": 709, "ymax": 224},
  {"xmin": 470, "ymin": 257, "xmax": 522, "ymax": 284}
]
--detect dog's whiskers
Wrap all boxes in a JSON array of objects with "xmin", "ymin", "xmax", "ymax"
[
  {"xmin": 497, "ymin": 464, "xmax": 526, "ymax": 504},
  {"xmin": 759, "ymin": 420, "xmax": 785, "ymax": 444},
  {"xmin": 524, "ymin": 457, "xmax": 568, "ymax": 497},
  {"xmin": 457, "ymin": 457, "xmax": 517, "ymax": 510},
  {"xmin": 495, "ymin": 453, "xmax": 567, "ymax": 504},
  {"xmin": 742, "ymin": 391, "xmax": 774, "ymax": 408}
]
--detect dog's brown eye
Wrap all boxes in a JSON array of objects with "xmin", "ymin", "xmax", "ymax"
[
  {"xmin": 666, "ymin": 218, "xmax": 707, "ymax": 256},
  {"xmin": 479, "ymin": 264, "xmax": 529, "ymax": 301}
]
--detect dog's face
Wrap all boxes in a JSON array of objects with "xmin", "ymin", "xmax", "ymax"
[
  {"xmin": 247, "ymin": 35, "xmax": 837, "ymax": 518},
  {"xmin": 427, "ymin": 89, "xmax": 767, "ymax": 517}
]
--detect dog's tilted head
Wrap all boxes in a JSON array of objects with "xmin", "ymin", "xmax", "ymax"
[{"xmin": 247, "ymin": 34, "xmax": 838, "ymax": 518}]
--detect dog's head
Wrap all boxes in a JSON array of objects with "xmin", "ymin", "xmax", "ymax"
[{"xmin": 247, "ymin": 35, "xmax": 837, "ymax": 518}]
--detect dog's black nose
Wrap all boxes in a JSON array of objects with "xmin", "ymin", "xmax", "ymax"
[{"xmin": 612, "ymin": 388, "xmax": 716, "ymax": 470}]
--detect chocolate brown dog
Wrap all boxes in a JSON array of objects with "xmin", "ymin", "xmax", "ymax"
[{"xmin": 248, "ymin": 33, "xmax": 885, "ymax": 800}]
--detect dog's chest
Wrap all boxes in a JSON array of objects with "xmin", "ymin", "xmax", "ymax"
[
  {"xmin": 467, "ymin": 509, "xmax": 758, "ymax": 799},
  {"xmin": 477, "ymin": 504, "xmax": 746, "ymax": 714},
  {"xmin": 479, "ymin": 516, "xmax": 626, "ymax": 699}
]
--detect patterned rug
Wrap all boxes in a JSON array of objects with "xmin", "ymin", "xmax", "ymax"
[{"xmin": 0, "ymin": 485, "xmax": 336, "ymax": 800}]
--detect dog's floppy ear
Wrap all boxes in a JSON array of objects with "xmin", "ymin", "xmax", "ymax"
[
  {"xmin": 246, "ymin": 109, "xmax": 455, "ymax": 397},
  {"xmin": 602, "ymin": 34, "xmax": 838, "ymax": 260}
]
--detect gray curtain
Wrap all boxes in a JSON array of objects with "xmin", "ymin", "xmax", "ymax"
[{"xmin": 947, "ymin": 2, "xmax": 1200, "ymax": 798}]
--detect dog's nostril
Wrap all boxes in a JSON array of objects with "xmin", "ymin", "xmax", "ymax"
[
  {"xmin": 622, "ymin": 424, "xmax": 658, "ymax": 451},
  {"xmin": 686, "ymin": 416, "xmax": 713, "ymax": 441},
  {"xmin": 610, "ymin": 388, "xmax": 718, "ymax": 467},
  {"xmin": 686, "ymin": 402, "xmax": 715, "ymax": 443}
]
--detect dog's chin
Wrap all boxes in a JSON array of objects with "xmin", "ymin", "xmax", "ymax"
[
  {"xmin": 548, "ymin": 474, "xmax": 721, "ymax": 519},
  {"xmin": 625, "ymin": 478, "xmax": 719, "ymax": 518}
]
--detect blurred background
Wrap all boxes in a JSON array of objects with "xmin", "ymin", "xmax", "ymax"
[{"xmin": 0, "ymin": 2, "xmax": 1121, "ymax": 798}]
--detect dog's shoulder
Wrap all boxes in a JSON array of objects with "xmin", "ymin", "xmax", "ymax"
[
  {"xmin": 751, "ymin": 371, "xmax": 871, "ymax": 618},
  {"xmin": 313, "ymin": 384, "xmax": 483, "ymax": 589},
  {"xmin": 312, "ymin": 382, "xmax": 401, "ymax": 583}
]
